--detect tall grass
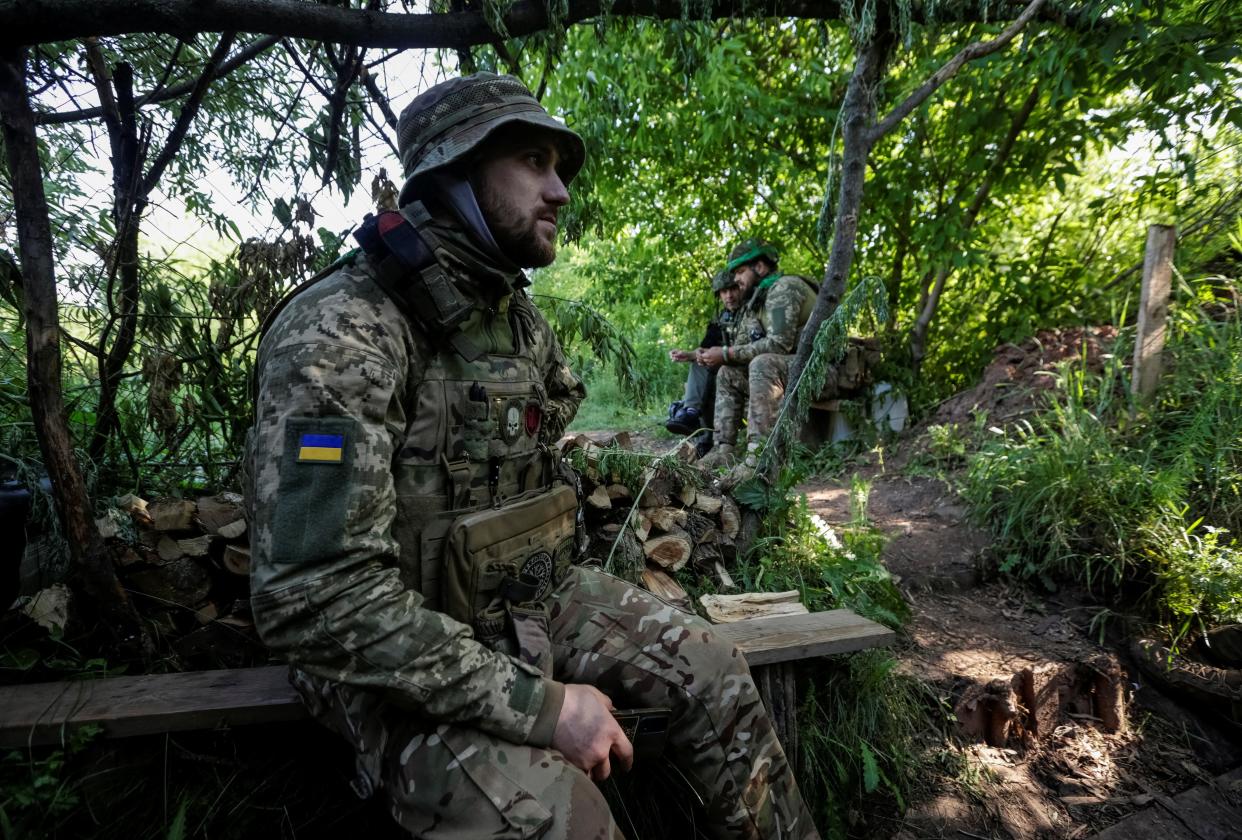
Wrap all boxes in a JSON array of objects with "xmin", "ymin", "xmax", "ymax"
[
  {"xmin": 963, "ymin": 277, "xmax": 1242, "ymax": 633},
  {"xmin": 733, "ymin": 466, "xmax": 923, "ymax": 833}
]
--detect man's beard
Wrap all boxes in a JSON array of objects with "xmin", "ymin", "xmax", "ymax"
[{"xmin": 474, "ymin": 182, "xmax": 556, "ymax": 268}]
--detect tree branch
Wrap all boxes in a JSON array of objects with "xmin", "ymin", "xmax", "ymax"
[
  {"xmin": 909, "ymin": 82, "xmax": 1040, "ymax": 370},
  {"xmin": 5, "ymin": 0, "xmax": 1105, "ymax": 53},
  {"xmin": 320, "ymin": 44, "xmax": 364, "ymax": 188},
  {"xmin": 361, "ymin": 64, "xmax": 398, "ymax": 128},
  {"xmin": 35, "ymin": 34, "xmax": 280, "ymax": 125},
  {"xmin": 82, "ymin": 37, "xmax": 122, "ymax": 147},
  {"xmin": 869, "ymin": 0, "xmax": 1048, "ymax": 141},
  {"xmin": 141, "ymin": 31, "xmax": 236, "ymax": 194}
]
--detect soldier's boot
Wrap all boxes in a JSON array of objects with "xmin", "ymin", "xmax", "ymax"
[
  {"xmin": 697, "ymin": 443, "xmax": 736, "ymax": 471},
  {"xmin": 721, "ymin": 442, "xmax": 760, "ymax": 489}
]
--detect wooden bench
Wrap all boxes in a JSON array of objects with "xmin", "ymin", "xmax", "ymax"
[{"xmin": 0, "ymin": 608, "xmax": 895, "ymax": 758}]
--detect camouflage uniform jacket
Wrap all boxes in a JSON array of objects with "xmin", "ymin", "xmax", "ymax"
[
  {"xmin": 727, "ymin": 274, "xmax": 816, "ymax": 365},
  {"xmin": 701, "ymin": 307, "xmax": 739, "ymax": 349},
  {"xmin": 247, "ymin": 250, "xmax": 585, "ymax": 751}
]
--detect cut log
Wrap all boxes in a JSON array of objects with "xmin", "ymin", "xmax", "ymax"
[
  {"xmin": 217, "ymin": 519, "xmax": 247, "ymax": 540},
  {"xmin": 128, "ymin": 559, "xmax": 211, "ymax": 608},
  {"xmin": 674, "ymin": 483, "xmax": 697, "ymax": 508},
  {"xmin": 643, "ymin": 533, "xmax": 692, "ymax": 571},
  {"xmin": 21, "ymin": 584, "xmax": 71, "ymax": 633},
  {"xmin": 683, "ymin": 512, "xmax": 716, "ymax": 544},
  {"xmin": 195, "ymin": 602, "xmax": 220, "ymax": 625},
  {"xmin": 196, "ymin": 495, "xmax": 244, "ymax": 536},
  {"xmin": 673, "ymin": 439, "xmax": 699, "ymax": 463},
  {"xmin": 114, "ymin": 547, "xmax": 144, "ymax": 568},
  {"xmin": 693, "ymin": 493, "xmax": 723, "ymax": 515},
  {"xmin": 606, "ymin": 483, "xmax": 632, "ymax": 502},
  {"xmin": 177, "ymin": 535, "xmax": 212, "ymax": 558},
  {"xmin": 715, "ymin": 561, "xmax": 737, "ymax": 589},
  {"xmin": 632, "ymin": 512, "xmax": 651, "ymax": 543},
  {"xmin": 116, "ymin": 493, "xmax": 152, "ymax": 527},
  {"xmin": 600, "ymin": 523, "xmax": 622, "ymax": 541},
  {"xmin": 719, "ymin": 497, "xmax": 740, "ymax": 539},
  {"xmin": 95, "ymin": 514, "xmax": 122, "ymax": 540},
  {"xmin": 640, "ymin": 566, "xmax": 692, "ymax": 612},
  {"xmin": 222, "ymin": 545, "xmax": 251, "ymax": 577},
  {"xmin": 586, "ymin": 486, "xmax": 612, "ymax": 511},
  {"xmin": 602, "ymin": 530, "xmax": 645, "ymax": 580},
  {"xmin": 690, "ymin": 541, "xmax": 722, "ymax": 569},
  {"xmin": 700, "ymin": 591, "xmax": 809, "ymax": 624},
  {"xmin": 637, "ymin": 468, "xmax": 673, "ymax": 509},
  {"xmin": 647, "ymin": 506, "xmax": 688, "ymax": 533},
  {"xmin": 156, "ymin": 535, "xmax": 184, "ymax": 563},
  {"xmin": 148, "ymin": 499, "xmax": 197, "ymax": 532}
]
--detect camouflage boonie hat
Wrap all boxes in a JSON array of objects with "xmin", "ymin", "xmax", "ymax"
[
  {"xmin": 396, "ymin": 72, "xmax": 585, "ymax": 205},
  {"xmin": 727, "ymin": 238, "xmax": 780, "ymax": 272},
  {"xmin": 711, "ymin": 269, "xmax": 738, "ymax": 293}
]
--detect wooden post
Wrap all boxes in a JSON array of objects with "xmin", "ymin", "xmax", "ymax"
[
  {"xmin": 1131, "ymin": 224, "xmax": 1176, "ymax": 402},
  {"xmin": 754, "ymin": 662, "xmax": 800, "ymax": 773}
]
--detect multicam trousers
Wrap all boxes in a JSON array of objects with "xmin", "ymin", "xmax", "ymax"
[
  {"xmin": 292, "ymin": 566, "xmax": 819, "ymax": 839},
  {"xmin": 713, "ymin": 354, "xmax": 793, "ymax": 451}
]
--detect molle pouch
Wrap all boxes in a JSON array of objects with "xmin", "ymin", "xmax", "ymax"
[
  {"xmin": 441, "ymin": 484, "xmax": 578, "ymax": 630},
  {"xmin": 462, "ymin": 397, "xmax": 491, "ymax": 462}
]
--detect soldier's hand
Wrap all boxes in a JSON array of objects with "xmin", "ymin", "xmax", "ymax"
[
  {"xmin": 552, "ymin": 684, "xmax": 634, "ymax": 781},
  {"xmin": 669, "ymin": 349, "xmax": 695, "ymax": 363},
  {"xmin": 697, "ymin": 346, "xmax": 725, "ymax": 368}
]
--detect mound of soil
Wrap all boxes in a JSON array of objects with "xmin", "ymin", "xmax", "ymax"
[{"xmin": 933, "ymin": 326, "xmax": 1120, "ymax": 428}]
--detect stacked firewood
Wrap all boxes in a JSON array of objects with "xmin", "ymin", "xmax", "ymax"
[
  {"xmin": 99, "ymin": 492, "xmax": 260, "ymax": 663},
  {"xmin": 561, "ymin": 433, "xmax": 745, "ymax": 613}
]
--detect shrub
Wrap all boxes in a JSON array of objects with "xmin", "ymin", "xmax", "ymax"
[{"xmin": 963, "ymin": 277, "xmax": 1242, "ymax": 631}]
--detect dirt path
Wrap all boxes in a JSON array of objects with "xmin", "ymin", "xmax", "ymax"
[{"xmin": 801, "ymin": 462, "xmax": 1242, "ymax": 839}]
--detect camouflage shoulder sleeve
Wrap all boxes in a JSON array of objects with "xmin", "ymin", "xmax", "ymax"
[
  {"xmin": 522, "ymin": 293, "xmax": 585, "ymax": 443},
  {"xmin": 729, "ymin": 276, "xmax": 811, "ymax": 364},
  {"xmin": 249, "ymin": 261, "xmax": 561, "ymax": 747}
]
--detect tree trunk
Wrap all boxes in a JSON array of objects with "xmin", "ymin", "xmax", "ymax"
[
  {"xmin": 909, "ymin": 81, "xmax": 1040, "ymax": 374},
  {"xmin": 0, "ymin": 46, "xmax": 150, "ymax": 657},
  {"xmin": 90, "ymin": 61, "xmax": 144, "ymax": 466},
  {"xmin": 737, "ymin": 0, "xmax": 1047, "ymax": 555},
  {"xmin": 737, "ymin": 32, "xmax": 894, "ymax": 550}
]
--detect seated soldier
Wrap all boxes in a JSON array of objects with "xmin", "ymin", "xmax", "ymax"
[
  {"xmin": 696, "ymin": 238, "xmax": 817, "ymax": 475},
  {"xmin": 248, "ymin": 75, "xmax": 819, "ymax": 839},
  {"xmin": 666, "ymin": 270, "xmax": 748, "ymax": 440}
]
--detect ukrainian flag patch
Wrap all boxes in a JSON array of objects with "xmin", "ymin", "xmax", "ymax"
[{"xmin": 297, "ymin": 432, "xmax": 345, "ymax": 463}]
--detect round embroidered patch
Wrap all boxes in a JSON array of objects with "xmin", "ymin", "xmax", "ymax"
[{"xmin": 521, "ymin": 551, "xmax": 554, "ymax": 600}]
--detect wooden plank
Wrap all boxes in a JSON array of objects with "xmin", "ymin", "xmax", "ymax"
[
  {"xmin": 1089, "ymin": 767, "xmax": 1242, "ymax": 840},
  {"xmin": 0, "ymin": 666, "xmax": 307, "ymax": 748},
  {"xmin": 1131, "ymin": 223, "xmax": 1176, "ymax": 402},
  {"xmin": 0, "ymin": 608, "xmax": 895, "ymax": 747},
  {"xmin": 714, "ymin": 608, "xmax": 895, "ymax": 667},
  {"xmin": 1091, "ymin": 802, "xmax": 1200, "ymax": 840}
]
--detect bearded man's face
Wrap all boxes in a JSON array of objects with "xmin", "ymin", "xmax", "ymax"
[{"xmin": 471, "ymin": 129, "xmax": 571, "ymax": 268}]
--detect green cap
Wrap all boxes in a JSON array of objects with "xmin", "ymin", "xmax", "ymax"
[
  {"xmin": 396, "ymin": 73, "xmax": 586, "ymax": 206},
  {"xmin": 726, "ymin": 237, "xmax": 780, "ymax": 272},
  {"xmin": 711, "ymin": 270, "xmax": 737, "ymax": 293}
]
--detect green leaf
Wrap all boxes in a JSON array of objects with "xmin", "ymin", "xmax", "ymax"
[
  {"xmin": 860, "ymin": 742, "xmax": 880, "ymax": 793},
  {"xmin": 273, "ymin": 197, "xmax": 293, "ymax": 228},
  {"xmin": 166, "ymin": 798, "xmax": 188, "ymax": 840}
]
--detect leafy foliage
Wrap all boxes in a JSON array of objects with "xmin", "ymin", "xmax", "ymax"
[{"xmin": 963, "ymin": 274, "xmax": 1242, "ymax": 630}]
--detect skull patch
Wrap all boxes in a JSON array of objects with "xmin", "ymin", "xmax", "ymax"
[{"xmin": 501, "ymin": 400, "xmax": 523, "ymax": 444}]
